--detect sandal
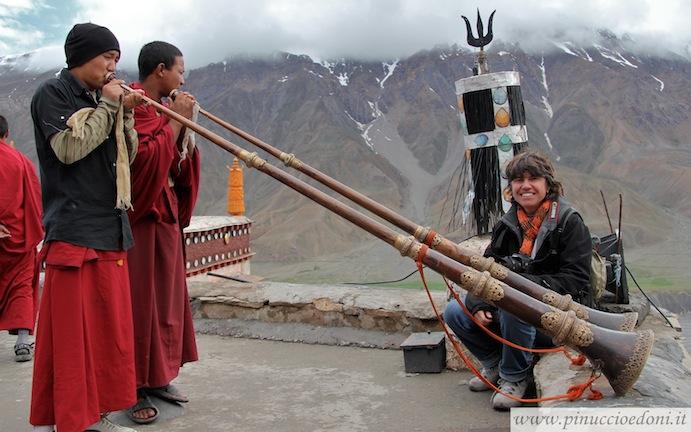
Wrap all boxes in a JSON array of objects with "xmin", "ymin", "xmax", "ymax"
[
  {"xmin": 147, "ymin": 384, "xmax": 189, "ymax": 403},
  {"xmin": 14, "ymin": 342, "xmax": 34, "ymax": 362},
  {"xmin": 126, "ymin": 392, "xmax": 159, "ymax": 424}
]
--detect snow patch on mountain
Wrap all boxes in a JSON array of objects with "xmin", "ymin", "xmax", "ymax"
[
  {"xmin": 368, "ymin": 101, "xmax": 383, "ymax": 118},
  {"xmin": 307, "ymin": 69, "xmax": 324, "ymax": 79},
  {"xmin": 544, "ymin": 132, "xmax": 561, "ymax": 161},
  {"xmin": 319, "ymin": 60, "xmax": 336, "ymax": 74},
  {"xmin": 337, "ymin": 72, "xmax": 349, "ymax": 86},
  {"xmin": 594, "ymin": 44, "xmax": 638, "ymax": 68},
  {"xmin": 541, "ymin": 97, "xmax": 553, "ymax": 118},
  {"xmin": 379, "ymin": 60, "xmax": 398, "ymax": 88},
  {"xmin": 552, "ymin": 41, "xmax": 593, "ymax": 62},
  {"xmin": 553, "ymin": 41, "xmax": 578, "ymax": 57},
  {"xmin": 318, "ymin": 59, "xmax": 352, "ymax": 86},
  {"xmin": 539, "ymin": 56, "xmax": 549, "ymax": 93},
  {"xmin": 345, "ymin": 110, "xmax": 375, "ymax": 151},
  {"xmin": 539, "ymin": 56, "xmax": 553, "ymax": 118}
]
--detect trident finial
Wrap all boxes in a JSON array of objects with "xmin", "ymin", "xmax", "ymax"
[{"xmin": 462, "ymin": 9, "xmax": 496, "ymax": 49}]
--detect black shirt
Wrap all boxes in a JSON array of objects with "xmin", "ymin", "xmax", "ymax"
[{"xmin": 31, "ymin": 68, "xmax": 133, "ymax": 251}]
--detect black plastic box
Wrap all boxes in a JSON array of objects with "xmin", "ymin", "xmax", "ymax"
[{"xmin": 400, "ymin": 331, "xmax": 446, "ymax": 373}]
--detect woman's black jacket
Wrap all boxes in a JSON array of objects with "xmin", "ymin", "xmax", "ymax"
[{"xmin": 465, "ymin": 198, "xmax": 593, "ymax": 315}]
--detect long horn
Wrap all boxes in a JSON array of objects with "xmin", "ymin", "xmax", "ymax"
[
  {"xmin": 174, "ymin": 93, "xmax": 637, "ymax": 333},
  {"xmin": 123, "ymin": 85, "xmax": 653, "ymax": 396}
]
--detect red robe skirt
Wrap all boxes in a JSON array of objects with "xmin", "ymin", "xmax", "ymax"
[
  {"xmin": 30, "ymin": 242, "xmax": 136, "ymax": 432},
  {"xmin": 128, "ymin": 217, "xmax": 198, "ymax": 388},
  {"xmin": 0, "ymin": 250, "xmax": 37, "ymax": 332}
]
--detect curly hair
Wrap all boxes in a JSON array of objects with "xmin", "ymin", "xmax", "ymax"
[{"xmin": 503, "ymin": 150, "xmax": 564, "ymax": 202}]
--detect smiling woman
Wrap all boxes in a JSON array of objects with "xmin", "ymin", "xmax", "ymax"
[
  {"xmin": 505, "ymin": 151, "xmax": 564, "ymax": 216},
  {"xmin": 443, "ymin": 150, "xmax": 594, "ymax": 411}
]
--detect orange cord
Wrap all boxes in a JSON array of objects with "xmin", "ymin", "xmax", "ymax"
[{"xmin": 423, "ymin": 229, "xmax": 438, "ymax": 247}]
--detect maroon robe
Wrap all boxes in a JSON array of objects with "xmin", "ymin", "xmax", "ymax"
[
  {"xmin": 25, "ymin": 131, "xmax": 136, "ymax": 431},
  {"xmin": 0, "ymin": 139, "xmax": 43, "ymax": 333},
  {"xmin": 128, "ymin": 82, "xmax": 200, "ymax": 389},
  {"xmin": 31, "ymin": 242, "xmax": 136, "ymax": 431}
]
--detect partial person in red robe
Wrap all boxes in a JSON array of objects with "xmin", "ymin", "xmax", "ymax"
[
  {"xmin": 0, "ymin": 115, "xmax": 43, "ymax": 362},
  {"xmin": 125, "ymin": 41, "xmax": 200, "ymax": 424}
]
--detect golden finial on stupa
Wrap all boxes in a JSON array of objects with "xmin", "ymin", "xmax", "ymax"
[{"xmin": 227, "ymin": 157, "xmax": 245, "ymax": 216}]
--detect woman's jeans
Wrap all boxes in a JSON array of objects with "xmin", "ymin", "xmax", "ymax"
[{"xmin": 443, "ymin": 298, "xmax": 553, "ymax": 383}]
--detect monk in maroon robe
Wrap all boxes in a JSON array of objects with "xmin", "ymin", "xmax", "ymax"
[
  {"xmin": 126, "ymin": 41, "xmax": 200, "ymax": 424},
  {"xmin": 0, "ymin": 115, "xmax": 43, "ymax": 362}
]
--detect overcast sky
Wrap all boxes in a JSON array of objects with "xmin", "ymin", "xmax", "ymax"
[{"xmin": 1, "ymin": 0, "xmax": 689, "ymax": 70}]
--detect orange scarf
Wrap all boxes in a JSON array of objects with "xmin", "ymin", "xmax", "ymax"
[{"xmin": 517, "ymin": 200, "xmax": 552, "ymax": 256}]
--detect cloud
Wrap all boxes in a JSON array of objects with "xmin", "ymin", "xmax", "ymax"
[
  {"xmin": 2, "ymin": 0, "xmax": 691, "ymax": 70},
  {"xmin": 0, "ymin": 1, "xmax": 47, "ymax": 53},
  {"xmin": 0, "ymin": 0, "xmax": 39, "ymax": 14}
]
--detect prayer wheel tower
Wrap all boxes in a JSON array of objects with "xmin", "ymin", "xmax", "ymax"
[{"xmin": 451, "ymin": 10, "xmax": 529, "ymax": 235}]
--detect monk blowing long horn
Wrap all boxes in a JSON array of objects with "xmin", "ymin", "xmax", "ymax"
[
  {"xmin": 169, "ymin": 90, "xmax": 637, "ymax": 333},
  {"xmin": 123, "ymin": 84, "xmax": 653, "ymax": 396}
]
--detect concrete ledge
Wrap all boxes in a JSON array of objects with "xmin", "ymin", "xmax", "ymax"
[
  {"xmin": 189, "ymin": 278, "xmax": 480, "ymax": 369},
  {"xmin": 189, "ymin": 279, "xmax": 448, "ymax": 334},
  {"xmin": 194, "ymin": 318, "xmax": 409, "ymax": 349}
]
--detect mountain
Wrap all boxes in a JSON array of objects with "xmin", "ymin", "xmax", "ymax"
[{"xmin": 2, "ymin": 33, "xmax": 690, "ymax": 287}]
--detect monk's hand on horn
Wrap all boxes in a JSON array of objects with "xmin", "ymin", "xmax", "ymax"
[
  {"xmin": 170, "ymin": 91, "xmax": 195, "ymax": 119},
  {"xmin": 122, "ymin": 88, "xmax": 145, "ymax": 111},
  {"xmin": 0, "ymin": 223, "xmax": 10, "ymax": 239},
  {"xmin": 102, "ymin": 78, "xmax": 126, "ymax": 103}
]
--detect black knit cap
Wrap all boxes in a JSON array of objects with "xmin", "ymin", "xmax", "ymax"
[{"xmin": 64, "ymin": 23, "xmax": 120, "ymax": 69}]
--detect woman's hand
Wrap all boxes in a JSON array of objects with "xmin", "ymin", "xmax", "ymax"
[{"xmin": 474, "ymin": 310, "xmax": 493, "ymax": 326}]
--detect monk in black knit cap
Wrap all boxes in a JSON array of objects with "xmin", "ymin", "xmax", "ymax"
[
  {"xmin": 65, "ymin": 23, "xmax": 121, "ymax": 69},
  {"xmin": 29, "ymin": 23, "xmax": 143, "ymax": 432}
]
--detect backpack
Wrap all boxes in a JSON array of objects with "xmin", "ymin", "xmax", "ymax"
[
  {"xmin": 592, "ymin": 232, "xmax": 629, "ymax": 304},
  {"xmin": 558, "ymin": 208, "xmax": 629, "ymax": 305}
]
